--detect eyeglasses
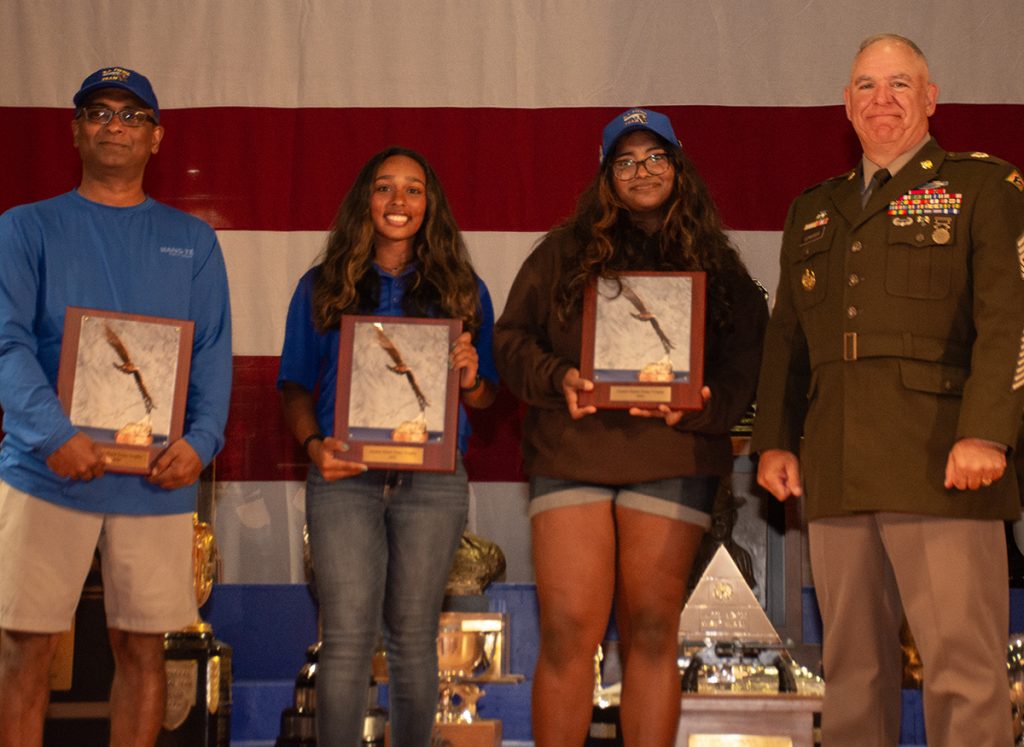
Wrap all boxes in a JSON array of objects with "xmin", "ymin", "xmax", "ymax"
[
  {"xmin": 77, "ymin": 105, "xmax": 156, "ymax": 127},
  {"xmin": 611, "ymin": 153, "xmax": 671, "ymax": 181}
]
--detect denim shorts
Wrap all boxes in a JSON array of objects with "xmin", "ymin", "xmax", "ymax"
[{"xmin": 529, "ymin": 474, "xmax": 716, "ymax": 528}]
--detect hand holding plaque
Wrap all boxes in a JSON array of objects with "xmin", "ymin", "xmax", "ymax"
[{"xmin": 57, "ymin": 307, "xmax": 193, "ymax": 474}]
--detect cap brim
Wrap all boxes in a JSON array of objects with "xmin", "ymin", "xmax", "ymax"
[{"xmin": 74, "ymin": 83, "xmax": 159, "ymax": 120}]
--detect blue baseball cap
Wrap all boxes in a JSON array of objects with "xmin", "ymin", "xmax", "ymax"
[
  {"xmin": 601, "ymin": 108, "xmax": 679, "ymax": 162},
  {"xmin": 73, "ymin": 67, "xmax": 160, "ymax": 122}
]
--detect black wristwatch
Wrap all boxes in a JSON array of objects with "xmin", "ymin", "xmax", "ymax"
[
  {"xmin": 460, "ymin": 374, "xmax": 483, "ymax": 393},
  {"xmin": 302, "ymin": 433, "xmax": 324, "ymax": 451}
]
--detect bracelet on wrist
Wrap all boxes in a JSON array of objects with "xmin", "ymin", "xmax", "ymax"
[
  {"xmin": 302, "ymin": 433, "xmax": 324, "ymax": 451},
  {"xmin": 460, "ymin": 374, "xmax": 483, "ymax": 394}
]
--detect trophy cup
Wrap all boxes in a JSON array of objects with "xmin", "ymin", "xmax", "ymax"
[
  {"xmin": 425, "ymin": 533, "xmax": 518, "ymax": 747},
  {"xmin": 436, "ymin": 618, "xmax": 497, "ymax": 724},
  {"xmin": 374, "ymin": 533, "xmax": 517, "ymax": 746},
  {"xmin": 191, "ymin": 517, "xmax": 217, "ymax": 631}
]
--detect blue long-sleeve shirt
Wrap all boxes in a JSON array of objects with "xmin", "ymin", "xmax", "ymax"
[
  {"xmin": 0, "ymin": 190, "xmax": 232, "ymax": 515},
  {"xmin": 277, "ymin": 264, "xmax": 497, "ymax": 455}
]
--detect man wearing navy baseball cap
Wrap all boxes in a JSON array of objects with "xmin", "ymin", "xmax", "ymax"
[
  {"xmin": 0, "ymin": 67, "xmax": 232, "ymax": 746},
  {"xmin": 73, "ymin": 66, "xmax": 161, "ymax": 121}
]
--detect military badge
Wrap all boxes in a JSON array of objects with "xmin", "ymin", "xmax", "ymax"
[
  {"xmin": 919, "ymin": 159, "xmax": 933, "ymax": 169},
  {"xmin": 802, "ymin": 211, "xmax": 829, "ymax": 231},
  {"xmin": 800, "ymin": 211, "xmax": 828, "ymax": 245},
  {"xmin": 892, "ymin": 216, "xmax": 913, "ymax": 227},
  {"xmin": 801, "ymin": 268, "xmax": 816, "ymax": 291},
  {"xmin": 889, "ymin": 185, "xmax": 962, "ymax": 217},
  {"xmin": 931, "ymin": 217, "xmax": 952, "ymax": 245},
  {"xmin": 1007, "ymin": 170, "xmax": 1024, "ymax": 192}
]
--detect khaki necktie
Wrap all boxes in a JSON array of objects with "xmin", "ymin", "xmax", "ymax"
[{"xmin": 862, "ymin": 168, "xmax": 891, "ymax": 208}]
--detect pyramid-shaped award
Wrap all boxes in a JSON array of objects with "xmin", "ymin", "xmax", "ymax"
[{"xmin": 679, "ymin": 545, "xmax": 781, "ymax": 644}]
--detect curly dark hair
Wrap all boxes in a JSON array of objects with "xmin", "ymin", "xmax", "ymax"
[
  {"xmin": 553, "ymin": 133, "xmax": 748, "ymax": 333},
  {"xmin": 311, "ymin": 147, "xmax": 481, "ymax": 334}
]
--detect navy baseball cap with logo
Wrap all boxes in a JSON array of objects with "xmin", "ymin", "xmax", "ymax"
[
  {"xmin": 73, "ymin": 67, "xmax": 160, "ymax": 122},
  {"xmin": 601, "ymin": 108, "xmax": 679, "ymax": 162}
]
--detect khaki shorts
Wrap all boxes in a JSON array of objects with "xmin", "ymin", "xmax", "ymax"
[{"xmin": 0, "ymin": 480, "xmax": 197, "ymax": 633}]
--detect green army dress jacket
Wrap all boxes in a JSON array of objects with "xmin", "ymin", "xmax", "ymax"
[{"xmin": 752, "ymin": 138, "xmax": 1024, "ymax": 521}]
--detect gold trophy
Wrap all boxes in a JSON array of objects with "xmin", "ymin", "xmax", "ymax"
[
  {"xmin": 188, "ymin": 513, "xmax": 218, "ymax": 632},
  {"xmin": 436, "ymin": 617, "xmax": 497, "ymax": 724},
  {"xmin": 375, "ymin": 534, "xmax": 518, "ymax": 745},
  {"xmin": 435, "ymin": 532, "xmax": 514, "ymax": 728}
]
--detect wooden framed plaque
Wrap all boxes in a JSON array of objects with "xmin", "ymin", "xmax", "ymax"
[
  {"xmin": 579, "ymin": 271, "xmax": 705, "ymax": 410},
  {"xmin": 335, "ymin": 316, "xmax": 462, "ymax": 472},
  {"xmin": 57, "ymin": 307, "xmax": 194, "ymax": 474}
]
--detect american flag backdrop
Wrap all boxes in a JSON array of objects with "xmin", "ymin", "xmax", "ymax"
[{"xmin": 2, "ymin": 0, "xmax": 1023, "ymax": 584}]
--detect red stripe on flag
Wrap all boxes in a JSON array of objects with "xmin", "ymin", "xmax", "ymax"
[
  {"xmin": 219, "ymin": 356, "xmax": 303, "ymax": 482},
  {"xmin": 3, "ymin": 105, "xmax": 1021, "ymax": 232}
]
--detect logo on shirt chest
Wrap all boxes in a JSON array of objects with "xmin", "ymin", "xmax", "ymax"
[{"xmin": 159, "ymin": 246, "xmax": 194, "ymax": 259}]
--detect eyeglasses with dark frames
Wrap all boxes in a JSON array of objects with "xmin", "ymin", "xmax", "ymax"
[
  {"xmin": 76, "ymin": 105, "xmax": 156, "ymax": 128},
  {"xmin": 611, "ymin": 153, "xmax": 671, "ymax": 181}
]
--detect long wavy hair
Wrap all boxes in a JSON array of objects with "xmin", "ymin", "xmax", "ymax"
[
  {"xmin": 553, "ymin": 134, "xmax": 748, "ymax": 333},
  {"xmin": 311, "ymin": 147, "xmax": 481, "ymax": 334}
]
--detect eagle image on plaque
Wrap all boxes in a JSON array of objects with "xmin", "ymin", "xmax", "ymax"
[
  {"xmin": 57, "ymin": 307, "xmax": 194, "ymax": 474},
  {"xmin": 335, "ymin": 316, "xmax": 461, "ymax": 471},
  {"xmin": 580, "ymin": 271, "xmax": 705, "ymax": 410}
]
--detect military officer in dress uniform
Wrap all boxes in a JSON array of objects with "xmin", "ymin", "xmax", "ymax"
[{"xmin": 752, "ymin": 33, "xmax": 1024, "ymax": 745}]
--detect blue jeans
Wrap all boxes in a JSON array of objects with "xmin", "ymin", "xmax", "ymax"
[{"xmin": 306, "ymin": 459, "xmax": 469, "ymax": 747}]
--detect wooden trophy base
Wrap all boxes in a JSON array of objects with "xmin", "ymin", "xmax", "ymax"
[
  {"xmin": 675, "ymin": 694, "xmax": 821, "ymax": 747},
  {"xmin": 386, "ymin": 719, "xmax": 502, "ymax": 747}
]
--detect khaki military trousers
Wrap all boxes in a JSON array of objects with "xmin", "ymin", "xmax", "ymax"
[{"xmin": 808, "ymin": 512, "xmax": 1012, "ymax": 746}]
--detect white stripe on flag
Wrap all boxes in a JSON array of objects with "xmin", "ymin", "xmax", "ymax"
[{"xmin": 3, "ymin": 1, "xmax": 1024, "ymax": 109}]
